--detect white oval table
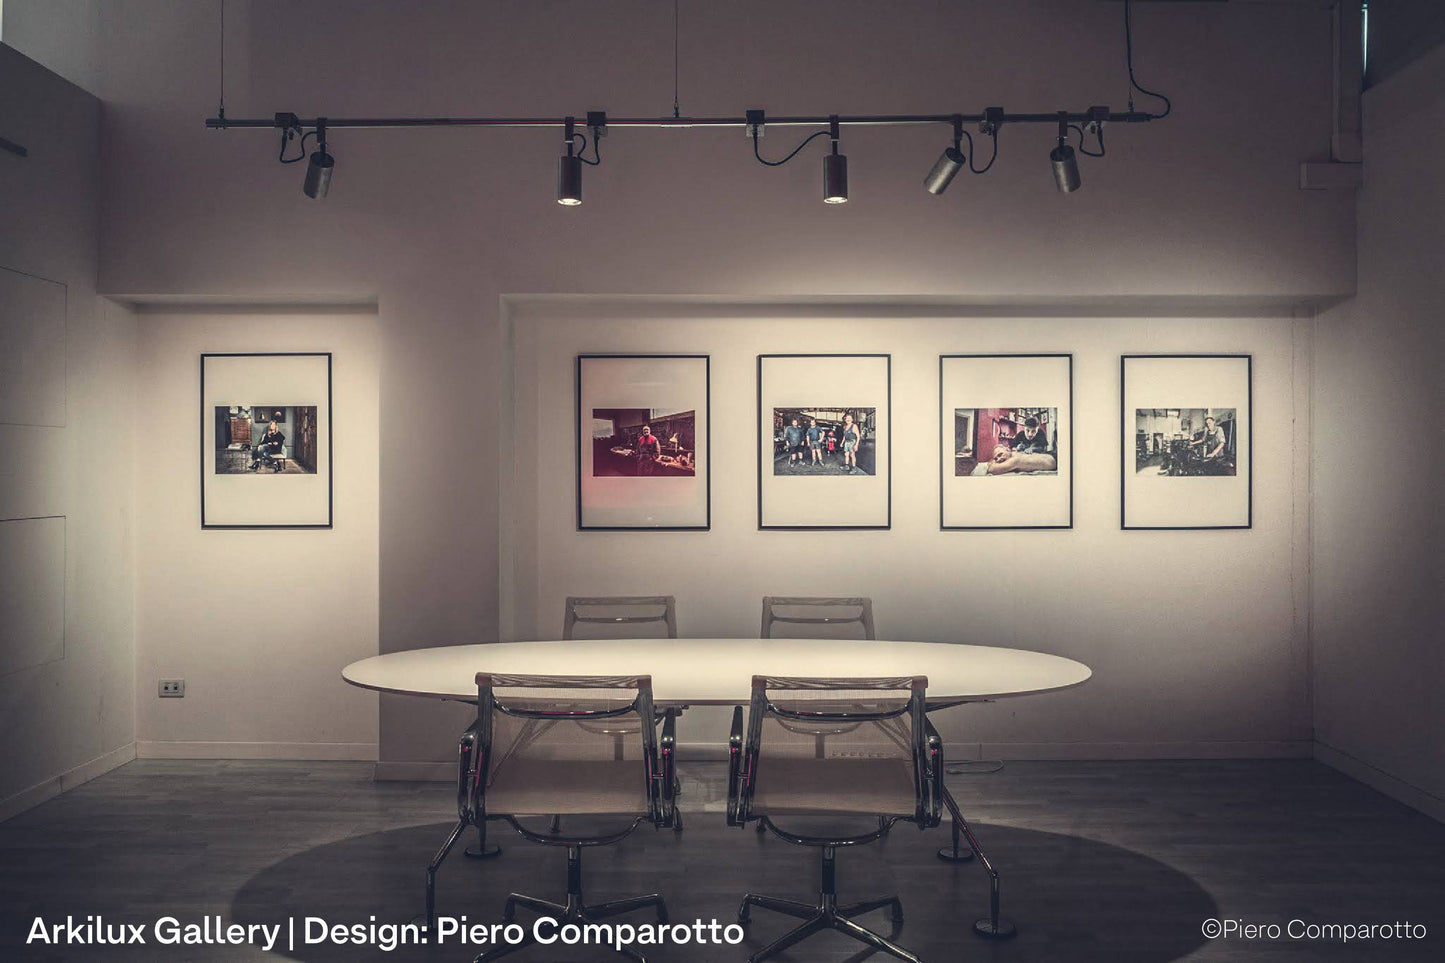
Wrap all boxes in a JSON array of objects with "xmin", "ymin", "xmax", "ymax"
[
  {"xmin": 342, "ymin": 638, "xmax": 1091, "ymax": 940},
  {"xmin": 341, "ymin": 637, "xmax": 1091, "ymax": 707}
]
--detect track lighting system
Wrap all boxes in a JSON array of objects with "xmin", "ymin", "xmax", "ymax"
[
  {"xmin": 303, "ymin": 119, "xmax": 334, "ymax": 199},
  {"xmin": 821, "ymin": 116, "xmax": 847, "ymax": 204},
  {"xmin": 1050, "ymin": 113, "xmax": 1081, "ymax": 194},
  {"xmin": 556, "ymin": 112, "xmax": 606, "ymax": 206},
  {"xmin": 213, "ymin": 3, "xmax": 1170, "ymax": 203},
  {"xmin": 557, "ymin": 117, "xmax": 582, "ymax": 206}
]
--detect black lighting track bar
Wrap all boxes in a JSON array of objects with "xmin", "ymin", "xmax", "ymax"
[{"xmin": 205, "ymin": 110, "xmax": 1156, "ymax": 131}]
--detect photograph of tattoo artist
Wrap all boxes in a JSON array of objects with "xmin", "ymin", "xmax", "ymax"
[
  {"xmin": 772, "ymin": 407, "xmax": 876, "ymax": 475},
  {"xmin": 1135, "ymin": 408, "xmax": 1237, "ymax": 476},
  {"xmin": 591, "ymin": 408, "xmax": 697, "ymax": 477},
  {"xmin": 212, "ymin": 405, "xmax": 318, "ymax": 474},
  {"xmin": 953, "ymin": 407, "xmax": 1058, "ymax": 476}
]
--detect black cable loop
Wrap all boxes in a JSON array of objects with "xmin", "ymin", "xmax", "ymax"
[
  {"xmin": 1068, "ymin": 123, "xmax": 1106, "ymax": 157},
  {"xmin": 278, "ymin": 128, "xmax": 314, "ymax": 164},
  {"xmin": 571, "ymin": 131, "xmax": 602, "ymax": 166},
  {"xmin": 964, "ymin": 127, "xmax": 998, "ymax": 174},
  {"xmin": 752, "ymin": 128, "xmax": 831, "ymax": 167}
]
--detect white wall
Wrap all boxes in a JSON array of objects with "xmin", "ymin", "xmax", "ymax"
[
  {"xmin": 508, "ymin": 303, "xmax": 1315, "ymax": 757},
  {"xmin": 4, "ymin": 2, "xmax": 1357, "ymax": 768},
  {"xmin": 0, "ymin": 44, "xmax": 137, "ymax": 819},
  {"xmin": 1311, "ymin": 44, "xmax": 1445, "ymax": 820},
  {"xmin": 0, "ymin": 1, "xmax": 102, "ymax": 95},
  {"xmin": 132, "ymin": 308, "xmax": 381, "ymax": 759}
]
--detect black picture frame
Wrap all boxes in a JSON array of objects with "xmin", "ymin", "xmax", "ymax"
[
  {"xmin": 200, "ymin": 352, "xmax": 333, "ymax": 530},
  {"xmin": 575, "ymin": 354, "xmax": 712, "ymax": 531},
  {"xmin": 756, "ymin": 353, "xmax": 892, "ymax": 531},
  {"xmin": 939, "ymin": 353, "xmax": 1074, "ymax": 530},
  {"xmin": 1120, "ymin": 353, "xmax": 1253, "ymax": 530}
]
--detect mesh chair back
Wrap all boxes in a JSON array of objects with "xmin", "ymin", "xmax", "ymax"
[
  {"xmin": 761, "ymin": 597, "xmax": 875, "ymax": 640},
  {"xmin": 742, "ymin": 676, "xmax": 931, "ymax": 821},
  {"xmin": 564, "ymin": 596, "xmax": 678, "ymax": 639},
  {"xmin": 476, "ymin": 674, "xmax": 658, "ymax": 818}
]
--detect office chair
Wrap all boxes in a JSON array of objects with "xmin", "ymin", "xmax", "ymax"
[
  {"xmin": 756, "ymin": 597, "xmax": 879, "ymax": 837},
  {"xmin": 727, "ymin": 675, "xmax": 941, "ymax": 963},
  {"xmin": 426, "ymin": 673, "xmax": 677, "ymax": 963},
  {"xmin": 560, "ymin": 596, "xmax": 682, "ymax": 830}
]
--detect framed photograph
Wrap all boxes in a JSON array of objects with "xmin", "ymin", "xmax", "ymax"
[
  {"xmin": 201, "ymin": 352, "xmax": 332, "ymax": 529},
  {"xmin": 1121, "ymin": 354, "xmax": 1252, "ymax": 530},
  {"xmin": 940, "ymin": 354, "xmax": 1073, "ymax": 529},
  {"xmin": 757, "ymin": 354, "xmax": 891, "ymax": 530},
  {"xmin": 576, "ymin": 354, "xmax": 710, "ymax": 531}
]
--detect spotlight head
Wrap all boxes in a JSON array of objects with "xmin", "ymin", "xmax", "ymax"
[
  {"xmin": 303, "ymin": 149, "xmax": 334, "ymax": 199},
  {"xmin": 924, "ymin": 145, "xmax": 966, "ymax": 195},
  {"xmin": 823, "ymin": 153, "xmax": 848, "ymax": 203},
  {"xmin": 557, "ymin": 154, "xmax": 582, "ymax": 206},
  {"xmin": 1050, "ymin": 142, "xmax": 1080, "ymax": 193}
]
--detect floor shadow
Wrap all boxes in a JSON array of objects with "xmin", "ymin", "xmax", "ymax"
[{"xmin": 229, "ymin": 819, "xmax": 1218, "ymax": 962}]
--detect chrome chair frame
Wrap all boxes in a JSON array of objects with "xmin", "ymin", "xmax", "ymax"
[
  {"xmin": 564, "ymin": 596, "xmax": 678, "ymax": 640},
  {"xmin": 727, "ymin": 675, "xmax": 941, "ymax": 963},
  {"xmin": 760, "ymin": 596, "xmax": 875, "ymax": 640},
  {"xmin": 426, "ymin": 673, "xmax": 676, "ymax": 963}
]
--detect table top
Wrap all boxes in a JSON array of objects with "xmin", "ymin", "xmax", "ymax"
[{"xmin": 341, "ymin": 639, "xmax": 1091, "ymax": 707}]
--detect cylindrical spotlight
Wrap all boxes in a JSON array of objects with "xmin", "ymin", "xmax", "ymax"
[
  {"xmin": 823, "ymin": 152, "xmax": 848, "ymax": 204},
  {"xmin": 1050, "ymin": 142, "xmax": 1080, "ymax": 193},
  {"xmin": 557, "ymin": 154, "xmax": 582, "ymax": 206},
  {"xmin": 924, "ymin": 145, "xmax": 966, "ymax": 195},
  {"xmin": 303, "ymin": 148, "xmax": 334, "ymax": 199}
]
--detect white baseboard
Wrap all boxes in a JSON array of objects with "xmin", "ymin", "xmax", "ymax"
[
  {"xmin": 0, "ymin": 742, "xmax": 137, "ymax": 823},
  {"xmin": 1314, "ymin": 741, "xmax": 1445, "ymax": 824},
  {"xmin": 135, "ymin": 741, "xmax": 377, "ymax": 761}
]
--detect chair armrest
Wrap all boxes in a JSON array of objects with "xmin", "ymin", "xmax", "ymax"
[
  {"xmin": 922, "ymin": 716, "xmax": 944, "ymax": 825},
  {"xmin": 456, "ymin": 721, "xmax": 483, "ymax": 823},
  {"xmin": 660, "ymin": 708, "xmax": 678, "ymax": 827},
  {"xmin": 726, "ymin": 705, "xmax": 745, "ymax": 826}
]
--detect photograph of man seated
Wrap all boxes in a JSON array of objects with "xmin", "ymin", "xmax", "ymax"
[
  {"xmin": 591, "ymin": 408, "xmax": 697, "ymax": 477},
  {"xmin": 1135, "ymin": 408, "xmax": 1237, "ymax": 476},
  {"xmin": 212, "ymin": 405, "xmax": 319, "ymax": 474},
  {"xmin": 772, "ymin": 407, "xmax": 876, "ymax": 475},
  {"xmin": 954, "ymin": 407, "xmax": 1058, "ymax": 476}
]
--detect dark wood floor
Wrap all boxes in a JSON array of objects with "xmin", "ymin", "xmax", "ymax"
[{"xmin": 1, "ymin": 759, "xmax": 1442, "ymax": 962}]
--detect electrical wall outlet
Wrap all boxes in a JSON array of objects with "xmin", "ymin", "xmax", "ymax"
[{"xmin": 158, "ymin": 679, "xmax": 185, "ymax": 698}]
